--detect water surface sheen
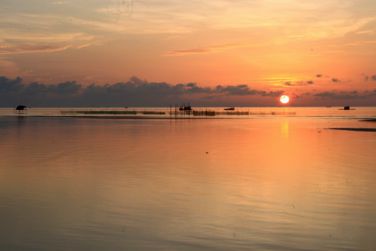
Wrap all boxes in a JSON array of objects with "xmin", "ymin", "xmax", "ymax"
[{"xmin": 0, "ymin": 108, "xmax": 376, "ymax": 251}]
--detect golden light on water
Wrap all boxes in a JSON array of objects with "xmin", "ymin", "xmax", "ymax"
[{"xmin": 280, "ymin": 95, "xmax": 290, "ymax": 104}]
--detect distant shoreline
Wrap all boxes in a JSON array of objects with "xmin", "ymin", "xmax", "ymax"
[
  {"xmin": 1, "ymin": 115, "xmax": 375, "ymax": 121},
  {"xmin": 1, "ymin": 115, "xmax": 247, "ymax": 120}
]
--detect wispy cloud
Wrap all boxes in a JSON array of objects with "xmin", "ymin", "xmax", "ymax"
[
  {"xmin": 165, "ymin": 43, "xmax": 242, "ymax": 56},
  {"xmin": 284, "ymin": 80, "xmax": 315, "ymax": 87},
  {"xmin": 0, "ymin": 32, "xmax": 94, "ymax": 55},
  {"xmin": 314, "ymin": 90, "xmax": 376, "ymax": 99},
  {"xmin": 331, "ymin": 78, "xmax": 341, "ymax": 83},
  {"xmin": 51, "ymin": 1, "xmax": 69, "ymax": 5}
]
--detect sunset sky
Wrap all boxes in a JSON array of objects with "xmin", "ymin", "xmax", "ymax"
[{"xmin": 1, "ymin": 0, "xmax": 376, "ymax": 106}]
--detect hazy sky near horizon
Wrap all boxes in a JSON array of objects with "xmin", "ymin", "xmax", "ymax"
[{"xmin": 0, "ymin": 0, "xmax": 376, "ymax": 105}]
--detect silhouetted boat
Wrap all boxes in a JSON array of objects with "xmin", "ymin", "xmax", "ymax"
[
  {"xmin": 339, "ymin": 106, "xmax": 355, "ymax": 111},
  {"xmin": 224, "ymin": 107, "xmax": 235, "ymax": 111},
  {"xmin": 16, "ymin": 105, "xmax": 27, "ymax": 111}
]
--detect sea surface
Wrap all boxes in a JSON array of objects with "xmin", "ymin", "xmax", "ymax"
[{"xmin": 0, "ymin": 107, "xmax": 375, "ymax": 251}]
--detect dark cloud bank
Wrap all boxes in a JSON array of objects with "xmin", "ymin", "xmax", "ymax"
[
  {"xmin": 0, "ymin": 76, "xmax": 375, "ymax": 107},
  {"xmin": 0, "ymin": 76, "xmax": 283, "ymax": 107}
]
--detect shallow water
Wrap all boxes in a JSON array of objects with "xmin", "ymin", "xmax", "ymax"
[{"xmin": 0, "ymin": 108, "xmax": 376, "ymax": 250}]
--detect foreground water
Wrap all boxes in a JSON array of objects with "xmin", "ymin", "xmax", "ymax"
[{"xmin": 0, "ymin": 107, "xmax": 375, "ymax": 250}]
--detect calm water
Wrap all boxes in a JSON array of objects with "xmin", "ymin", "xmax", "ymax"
[{"xmin": 0, "ymin": 107, "xmax": 376, "ymax": 250}]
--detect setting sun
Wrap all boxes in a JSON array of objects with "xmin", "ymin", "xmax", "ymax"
[{"xmin": 280, "ymin": 95, "xmax": 290, "ymax": 104}]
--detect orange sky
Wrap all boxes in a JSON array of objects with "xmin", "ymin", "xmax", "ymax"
[{"xmin": 0, "ymin": 0, "xmax": 376, "ymax": 105}]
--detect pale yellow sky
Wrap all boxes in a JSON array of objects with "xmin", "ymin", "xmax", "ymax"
[{"xmin": 0, "ymin": 0, "xmax": 375, "ymax": 95}]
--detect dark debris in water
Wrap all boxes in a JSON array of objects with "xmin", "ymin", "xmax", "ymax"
[
  {"xmin": 328, "ymin": 128, "xmax": 376, "ymax": 132},
  {"xmin": 360, "ymin": 118, "xmax": 376, "ymax": 123}
]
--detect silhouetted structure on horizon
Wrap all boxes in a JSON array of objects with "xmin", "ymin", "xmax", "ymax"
[{"xmin": 179, "ymin": 104, "xmax": 192, "ymax": 111}]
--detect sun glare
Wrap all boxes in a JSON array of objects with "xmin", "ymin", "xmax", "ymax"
[{"xmin": 280, "ymin": 95, "xmax": 290, "ymax": 104}]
